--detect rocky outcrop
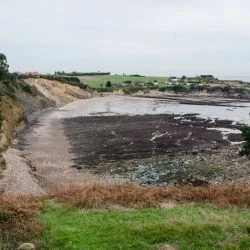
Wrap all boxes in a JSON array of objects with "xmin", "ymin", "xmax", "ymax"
[{"xmin": 18, "ymin": 243, "xmax": 36, "ymax": 250}]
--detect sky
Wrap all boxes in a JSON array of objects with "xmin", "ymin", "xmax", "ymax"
[{"xmin": 1, "ymin": 0, "xmax": 250, "ymax": 76}]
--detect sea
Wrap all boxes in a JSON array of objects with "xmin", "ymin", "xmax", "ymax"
[{"xmin": 218, "ymin": 76, "xmax": 250, "ymax": 82}]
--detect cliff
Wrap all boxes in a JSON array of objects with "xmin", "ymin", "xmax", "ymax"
[{"xmin": 0, "ymin": 77, "xmax": 93, "ymax": 174}]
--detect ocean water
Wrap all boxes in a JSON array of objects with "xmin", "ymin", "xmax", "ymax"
[
  {"xmin": 53, "ymin": 96, "xmax": 250, "ymax": 125},
  {"xmin": 218, "ymin": 76, "xmax": 250, "ymax": 82}
]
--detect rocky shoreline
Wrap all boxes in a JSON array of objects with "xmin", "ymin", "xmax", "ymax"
[
  {"xmin": 62, "ymin": 112, "xmax": 249, "ymax": 186},
  {"xmin": 1, "ymin": 95, "xmax": 249, "ymax": 195}
]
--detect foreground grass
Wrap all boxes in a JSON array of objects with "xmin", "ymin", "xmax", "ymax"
[
  {"xmin": 1, "ymin": 184, "xmax": 249, "ymax": 249},
  {"xmin": 41, "ymin": 201, "xmax": 250, "ymax": 250}
]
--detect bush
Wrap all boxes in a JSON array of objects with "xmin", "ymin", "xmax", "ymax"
[
  {"xmin": 172, "ymin": 84, "xmax": 188, "ymax": 93},
  {"xmin": 158, "ymin": 85, "xmax": 188, "ymax": 93},
  {"xmin": 65, "ymin": 76, "xmax": 81, "ymax": 83},
  {"xmin": 0, "ymin": 112, "xmax": 3, "ymax": 128},
  {"xmin": 158, "ymin": 86, "xmax": 168, "ymax": 92},
  {"xmin": 0, "ymin": 195, "xmax": 43, "ymax": 249},
  {"xmin": 21, "ymin": 84, "xmax": 32, "ymax": 94},
  {"xmin": 240, "ymin": 126, "xmax": 250, "ymax": 156},
  {"xmin": 122, "ymin": 88, "xmax": 131, "ymax": 95},
  {"xmin": 41, "ymin": 75, "xmax": 87, "ymax": 90},
  {"xmin": 97, "ymin": 87, "xmax": 114, "ymax": 93},
  {"xmin": 106, "ymin": 81, "xmax": 112, "ymax": 87},
  {"xmin": 55, "ymin": 71, "xmax": 110, "ymax": 76}
]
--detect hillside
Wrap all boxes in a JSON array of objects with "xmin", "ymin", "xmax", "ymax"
[
  {"xmin": 0, "ymin": 73, "xmax": 55, "ymax": 172},
  {"xmin": 0, "ymin": 58, "xmax": 94, "ymax": 175}
]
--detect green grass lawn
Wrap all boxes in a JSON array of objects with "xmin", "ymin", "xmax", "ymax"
[
  {"xmin": 78, "ymin": 75, "xmax": 168, "ymax": 88},
  {"xmin": 41, "ymin": 202, "xmax": 250, "ymax": 250}
]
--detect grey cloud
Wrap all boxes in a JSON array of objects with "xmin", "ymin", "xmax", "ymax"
[{"xmin": 0, "ymin": 0, "xmax": 250, "ymax": 76}]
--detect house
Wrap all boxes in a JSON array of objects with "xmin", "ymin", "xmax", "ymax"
[
  {"xmin": 25, "ymin": 72, "xmax": 40, "ymax": 77},
  {"xmin": 200, "ymin": 75, "xmax": 214, "ymax": 79},
  {"xmin": 200, "ymin": 75, "xmax": 215, "ymax": 82}
]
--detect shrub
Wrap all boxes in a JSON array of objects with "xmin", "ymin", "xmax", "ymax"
[
  {"xmin": 0, "ymin": 195, "xmax": 43, "ymax": 249},
  {"xmin": 65, "ymin": 76, "xmax": 81, "ymax": 83},
  {"xmin": 158, "ymin": 86, "xmax": 168, "ymax": 92},
  {"xmin": 172, "ymin": 84, "xmax": 188, "ymax": 93},
  {"xmin": 222, "ymin": 86, "xmax": 232, "ymax": 93},
  {"xmin": 240, "ymin": 126, "xmax": 250, "ymax": 156},
  {"xmin": 123, "ymin": 80, "xmax": 132, "ymax": 84},
  {"xmin": 0, "ymin": 112, "xmax": 3, "ymax": 128},
  {"xmin": 106, "ymin": 81, "xmax": 112, "ymax": 87},
  {"xmin": 129, "ymin": 86, "xmax": 144, "ymax": 93},
  {"xmin": 189, "ymin": 83, "xmax": 199, "ymax": 91},
  {"xmin": 21, "ymin": 84, "xmax": 32, "ymax": 94},
  {"xmin": 97, "ymin": 87, "xmax": 114, "ymax": 93},
  {"xmin": 123, "ymin": 88, "xmax": 131, "ymax": 95},
  {"xmin": 41, "ymin": 75, "xmax": 87, "ymax": 90}
]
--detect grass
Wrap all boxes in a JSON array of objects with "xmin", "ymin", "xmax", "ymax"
[
  {"xmin": 0, "ymin": 184, "xmax": 249, "ymax": 249},
  {"xmin": 77, "ymin": 75, "xmax": 168, "ymax": 88},
  {"xmin": 76, "ymin": 75, "xmax": 250, "ymax": 95},
  {"xmin": 41, "ymin": 201, "xmax": 250, "ymax": 250}
]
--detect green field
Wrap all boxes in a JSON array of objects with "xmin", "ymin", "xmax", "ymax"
[
  {"xmin": 41, "ymin": 202, "xmax": 250, "ymax": 250},
  {"xmin": 77, "ymin": 75, "xmax": 169, "ymax": 88},
  {"xmin": 76, "ymin": 75, "xmax": 250, "ymax": 95}
]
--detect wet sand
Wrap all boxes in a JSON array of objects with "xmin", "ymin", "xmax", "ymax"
[{"xmin": 1, "ymin": 103, "xmax": 117, "ymax": 194}]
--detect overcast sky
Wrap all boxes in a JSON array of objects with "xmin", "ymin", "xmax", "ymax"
[{"xmin": 1, "ymin": 0, "xmax": 250, "ymax": 76}]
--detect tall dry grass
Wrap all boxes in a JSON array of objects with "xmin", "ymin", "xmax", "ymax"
[
  {"xmin": 50, "ymin": 184, "xmax": 250, "ymax": 209},
  {"xmin": 0, "ymin": 195, "xmax": 43, "ymax": 249}
]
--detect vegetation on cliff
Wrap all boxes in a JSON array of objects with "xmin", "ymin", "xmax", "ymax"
[
  {"xmin": 0, "ymin": 54, "xmax": 54, "ymax": 172},
  {"xmin": 240, "ymin": 126, "xmax": 250, "ymax": 156}
]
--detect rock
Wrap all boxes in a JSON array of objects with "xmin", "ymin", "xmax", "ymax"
[
  {"xmin": 174, "ymin": 175, "xmax": 209, "ymax": 187},
  {"xmin": 18, "ymin": 243, "xmax": 36, "ymax": 250},
  {"xmin": 188, "ymin": 175, "xmax": 209, "ymax": 186},
  {"xmin": 159, "ymin": 243, "xmax": 178, "ymax": 250},
  {"xmin": 192, "ymin": 150, "xmax": 198, "ymax": 155}
]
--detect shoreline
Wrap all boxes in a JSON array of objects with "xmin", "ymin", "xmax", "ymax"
[
  {"xmin": 1, "ymin": 107, "xmax": 115, "ymax": 195},
  {"xmin": 132, "ymin": 92, "xmax": 250, "ymax": 105},
  {"xmin": 1, "ymin": 95, "xmax": 249, "ymax": 195}
]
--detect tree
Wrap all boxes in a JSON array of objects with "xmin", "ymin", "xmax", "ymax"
[
  {"xmin": 240, "ymin": 126, "xmax": 250, "ymax": 156},
  {"xmin": 106, "ymin": 81, "xmax": 112, "ymax": 87},
  {"xmin": 0, "ymin": 53, "xmax": 9, "ymax": 80}
]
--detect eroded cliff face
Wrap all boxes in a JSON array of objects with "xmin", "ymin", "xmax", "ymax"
[
  {"xmin": 0, "ymin": 96, "xmax": 26, "ymax": 148},
  {"xmin": 0, "ymin": 77, "xmax": 93, "ymax": 174},
  {"xmin": 0, "ymin": 82, "xmax": 53, "ymax": 173},
  {"xmin": 25, "ymin": 78, "xmax": 92, "ymax": 106},
  {"xmin": 0, "ymin": 97, "xmax": 26, "ymax": 171}
]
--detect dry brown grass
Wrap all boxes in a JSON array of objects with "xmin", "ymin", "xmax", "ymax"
[
  {"xmin": 0, "ymin": 195, "xmax": 43, "ymax": 249},
  {"xmin": 50, "ymin": 183, "xmax": 250, "ymax": 209}
]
